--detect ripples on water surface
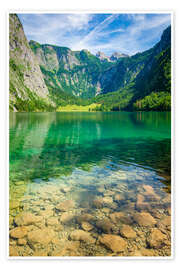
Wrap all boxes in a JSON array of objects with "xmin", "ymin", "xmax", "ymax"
[{"xmin": 9, "ymin": 112, "xmax": 171, "ymax": 257}]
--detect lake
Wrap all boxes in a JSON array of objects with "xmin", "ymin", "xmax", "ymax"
[{"xmin": 9, "ymin": 112, "xmax": 171, "ymax": 257}]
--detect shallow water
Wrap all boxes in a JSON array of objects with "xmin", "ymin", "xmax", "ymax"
[{"xmin": 9, "ymin": 112, "xmax": 171, "ymax": 257}]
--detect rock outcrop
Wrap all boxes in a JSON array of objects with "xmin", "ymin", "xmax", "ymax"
[
  {"xmin": 96, "ymin": 51, "xmax": 110, "ymax": 62},
  {"xmin": 110, "ymin": 52, "xmax": 129, "ymax": 61},
  {"xmin": 9, "ymin": 14, "xmax": 54, "ymax": 111}
]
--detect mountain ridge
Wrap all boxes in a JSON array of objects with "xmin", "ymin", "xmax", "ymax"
[{"xmin": 9, "ymin": 14, "xmax": 171, "ymax": 112}]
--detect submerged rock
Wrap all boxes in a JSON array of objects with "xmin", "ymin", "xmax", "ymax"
[
  {"xmin": 9, "ymin": 246, "xmax": 19, "ymax": 256},
  {"xmin": 150, "ymin": 209, "xmax": 163, "ymax": 219},
  {"xmin": 76, "ymin": 213, "xmax": 95, "ymax": 223},
  {"xmin": 132, "ymin": 248, "xmax": 156, "ymax": 256},
  {"xmin": 103, "ymin": 197, "xmax": 117, "ymax": 209},
  {"xmin": 136, "ymin": 194, "xmax": 149, "ymax": 210},
  {"xmin": 119, "ymin": 225, "xmax": 136, "ymax": 239},
  {"xmin": 46, "ymin": 217, "xmax": 59, "ymax": 227},
  {"xmin": 17, "ymin": 238, "xmax": 27, "ymax": 246},
  {"xmin": 56, "ymin": 200, "xmax": 75, "ymax": 212},
  {"xmin": 160, "ymin": 216, "xmax": 171, "ymax": 227},
  {"xmin": 81, "ymin": 221, "xmax": 93, "ymax": 231},
  {"xmin": 70, "ymin": 230, "xmax": 95, "ymax": 244},
  {"xmin": 109, "ymin": 212, "xmax": 133, "ymax": 225},
  {"xmin": 113, "ymin": 193, "xmax": 125, "ymax": 202},
  {"xmin": 167, "ymin": 207, "xmax": 171, "ymax": 215},
  {"xmin": 147, "ymin": 228, "xmax": 167, "ymax": 248},
  {"xmin": 10, "ymin": 226, "xmax": 28, "ymax": 239},
  {"xmin": 92, "ymin": 198, "xmax": 104, "ymax": 209},
  {"xmin": 103, "ymin": 197, "xmax": 113, "ymax": 204},
  {"xmin": 133, "ymin": 212, "xmax": 157, "ymax": 227},
  {"xmin": 96, "ymin": 218, "xmax": 115, "ymax": 234},
  {"xmin": 162, "ymin": 194, "xmax": 171, "ymax": 206},
  {"xmin": 14, "ymin": 212, "xmax": 44, "ymax": 226},
  {"xmin": 101, "ymin": 208, "xmax": 111, "ymax": 214},
  {"xmin": 60, "ymin": 212, "xmax": 75, "ymax": 224},
  {"xmin": 79, "ymin": 200, "xmax": 90, "ymax": 208},
  {"xmin": 27, "ymin": 228, "xmax": 56, "ymax": 247},
  {"xmin": 156, "ymin": 215, "xmax": 171, "ymax": 232},
  {"xmin": 92, "ymin": 196, "xmax": 117, "ymax": 209},
  {"xmin": 143, "ymin": 185, "xmax": 160, "ymax": 201},
  {"xmin": 39, "ymin": 209, "xmax": 54, "ymax": 218},
  {"xmin": 51, "ymin": 241, "xmax": 80, "ymax": 256},
  {"xmin": 131, "ymin": 250, "xmax": 143, "ymax": 256},
  {"xmin": 33, "ymin": 249, "xmax": 48, "ymax": 256},
  {"xmin": 140, "ymin": 248, "xmax": 156, "ymax": 256},
  {"xmin": 99, "ymin": 234, "xmax": 127, "ymax": 253},
  {"xmin": 109, "ymin": 212, "xmax": 124, "ymax": 223},
  {"xmin": 26, "ymin": 225, "xmax": 39, "ymax": 232}
]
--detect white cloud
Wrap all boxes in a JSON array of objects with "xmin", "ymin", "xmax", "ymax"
[
  {"xmin": 71, "ymin": 14, "xmax": 119, "ymax": 51},
  {"xmin": 18, "ymin": 13, "xmax": 171, "ymax": 56},
  {"xmin": 66, "ymin": 14, "xmax": 92, "ymax": 29},
  {"xmin": 127, "ymin": 14, "xmax": 171, "ymax": 36},
  {"xmin": 19, "ymin": 13, "xmax": 92, "ymax": 45},
  {"xmin": 71, "ymin": 14, "xmax": 171, "ymax": 55}
]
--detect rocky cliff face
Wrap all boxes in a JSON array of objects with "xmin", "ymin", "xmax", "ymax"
[
  {"xmin": 96, "ymin": 51, "xmax": 129, "ymax": 62},
  {"xmin": 9, "ymin": 14, "xmax": 54, "ymax": 111},
  {"xmin": 30, "ymin": 24, "xmax": 170, "ymax": 102},
  {"xmin": 30, "ymin": 42, "xmax": 115, "ymax": 99},
  {"xmin": 96, "ymin": 51, "xmax": 111, "ymax": 62},
  {"xmin": 30, "ymin": 40, "xmax": 146, "ymax": 99},
  {"xmin": 10, "ymin": 14, "xmax": 171, "ymax": 111},
  {"xmin": 132, "ymin": 26, "xmax": 171, "ymax": 100},
  {"xmin": 100, "ymin": 26, "xmax": 171, "ymax": 96},
  {"xmin": 99, "ymin": 49, "xmax": 153, "ymax": 94}
]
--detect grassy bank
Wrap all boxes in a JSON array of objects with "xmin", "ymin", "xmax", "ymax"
[{"xmin": 56, "ymin": 103, "xmax": 101, "ymax": 112}]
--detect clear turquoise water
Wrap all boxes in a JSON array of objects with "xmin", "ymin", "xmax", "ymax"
[
  {"xmin": 10, "ymin": 111, "xmax": 171, "ymax": 183},
  {"xmin": 9, "ymin": 112, "xmax": 171, "ymax": 256}
]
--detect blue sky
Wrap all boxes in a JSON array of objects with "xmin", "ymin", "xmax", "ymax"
[{"xmin": 18, "ymin": 13, "xmax": 171, "ymax": 56}]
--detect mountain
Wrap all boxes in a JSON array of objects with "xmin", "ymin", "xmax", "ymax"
[
  {"xmin": 93, "ymin": 26, "xmax": 171, "ymax": 111},
  {"xmin": 129, "ymin": 26, "xmax": 171, "ymax": 110},
  {"xmin": 96, "ymin": 51, "xmax": 129, "ymax": 62},
  {"xmin": 134, "ymin": 26, "xmax": 171, "ymax": 97},
  {"xmin": 110, "ymin": 52, "xmax": 129, "ymax": 61},
  {"xmin": 9, "ymin": 14, "xmax": 171, "ymax": 112},
  {"xmin": 96, "ymin": 51, "xmax": 111, "ymax": 62},
  {"xmin": 29, "ymin": 40, "xmax": 151, "ymax": 100},
  {"xmin": 9, "ymin": 14, "xmax": 55, "ymax": 111},
  {"xmin": 98, "ymin": 48, "xmax": 153, "ymax": 95},
  {"xmin": 29, "ymin": 42, "xmax": 114, "ymax": 100}
]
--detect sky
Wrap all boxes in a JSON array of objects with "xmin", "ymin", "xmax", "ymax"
[{"xmin": 17, "ymin": 13, "xmax": 171, "ymax": 56}]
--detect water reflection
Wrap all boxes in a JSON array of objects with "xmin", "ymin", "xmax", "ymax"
[
  {"xmin": 10, "ymin": 112, "xmax": 171, "ymax": 182},
  {"xmin": 9, "ymin": 112, "xmax": 171, "ymax": 257}
]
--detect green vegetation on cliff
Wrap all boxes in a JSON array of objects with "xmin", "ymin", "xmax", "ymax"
[
  {"xmin": 10, "ymin": 14, "xmax": 171, "ymax": 112},
  {"xmin": 133, "ymin": 92, "xmax": 171, "ymax": 111},
  {"xmin": 92, "ymin": 86, "xmax": 134, "ymax": 111},
  {"xmin": 9, "ymin": 14, "xmax": 55, "ymax": 112},
  {"xmin": 30, "ymin": 41, "xmax": 114, "ymax": 99}
]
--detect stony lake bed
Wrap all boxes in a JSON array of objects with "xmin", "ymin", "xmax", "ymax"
[{"xmin": 9, "ymin": 112, "xmax": 171, "ymax": 257}]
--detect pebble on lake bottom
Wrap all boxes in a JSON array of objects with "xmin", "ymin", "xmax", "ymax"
[{"xmin": 9, "ymin": 168, "xmax": 171, "ymax": 257}]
